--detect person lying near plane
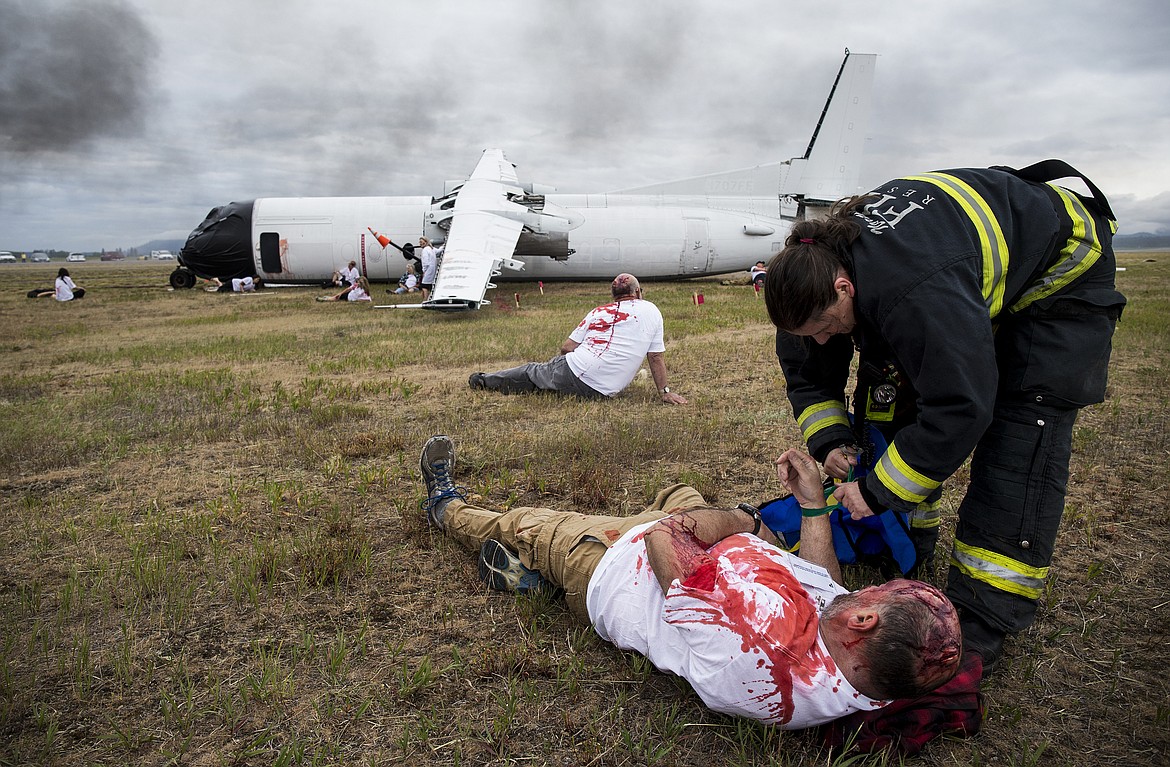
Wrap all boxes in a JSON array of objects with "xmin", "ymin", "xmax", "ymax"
[
  {"xmin": 416, "ymin": 434, "xmax": 963, "ymax": 730},
  {"xmin": 211, "ymin": 276, "xmax": 262, "ymax": 293},
  {"xmin": 317, "ymin": 276, "xmax": 372, "ymax": 302},
  {"xmin": 468, "ymin": 273, "xmax": 688, "ymax": 404}
]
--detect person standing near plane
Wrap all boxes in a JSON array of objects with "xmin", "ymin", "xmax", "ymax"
[
  {"xmin": 762, "ymin": 161, "xmax": 1126, "ymax": 674},
  {"xmin": 469, "ymin": 273, "xmax": 688, "ymax": 404},
  {"xmin": 419, "ymin": 237, "xmax": 441, "ymax": 301}
]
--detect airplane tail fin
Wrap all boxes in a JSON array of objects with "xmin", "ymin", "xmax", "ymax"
[
  {"xmin": 609, "ymin": 51, "xmax": 875, "ymax": 205},
  {"xmin": 779, "ymin": 50, "xmax": 876, "ymax": 203}
]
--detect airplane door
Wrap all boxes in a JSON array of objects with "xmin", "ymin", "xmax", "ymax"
[
  {"xmin": 683, "ymin": 218, "xmax": 713, "ymax": 274},
  {"xmin": 257, "ymin": 221, "xmax": 333, "ymax": 279}
]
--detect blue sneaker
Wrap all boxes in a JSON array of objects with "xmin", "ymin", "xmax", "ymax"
[
  {"xmin": 419, "ymin": 435, "xmax": 465, "ymax": 528},
  {"xmin": 478, "ymin": 539, "xmax": 549, "ymax": 594}
]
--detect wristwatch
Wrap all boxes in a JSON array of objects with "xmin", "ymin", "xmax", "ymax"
[
  {"xmin": 661, "ymin": 386, "xmax": 670, "ymax": 394},
  {"xmin": 736, "ymin": 503, "xmax": 763, "ymax": 536}
]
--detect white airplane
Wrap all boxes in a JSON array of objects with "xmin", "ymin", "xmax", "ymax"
[{"xmin": 173, "ymin": 50, "xmax": 875, "ymax": 312}]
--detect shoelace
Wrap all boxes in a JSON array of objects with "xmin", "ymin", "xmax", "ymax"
[{"xmin": 420, "ymin": 461, "xmax": 468, "ymax": 510}]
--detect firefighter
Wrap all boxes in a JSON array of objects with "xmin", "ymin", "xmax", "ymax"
[{"xmin": 763, "ymin": 160, "xmax": 1126, "ymax": 674}]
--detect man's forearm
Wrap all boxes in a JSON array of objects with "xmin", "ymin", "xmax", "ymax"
[
  {"xmin": 647, "ymin": 352, "xmax": 669, "ymax": 390},
  {"xmin": 644, "ymin": 508, "xmax": 778, "ymax": 593},
  {"xmin": 798, "ymin": 510, "xmax": 842, "ymax": 584}
]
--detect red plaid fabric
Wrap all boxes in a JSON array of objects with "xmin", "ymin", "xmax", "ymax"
[{"xmin": 820, "ymin": 652, "xmax": 985, "ymax": 756}]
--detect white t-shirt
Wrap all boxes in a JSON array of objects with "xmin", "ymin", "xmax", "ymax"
[
  {"xmin": 341, "ymin": 265, "xmax": 360, "ymax": 284},
  {"xmin": 565, "ymin": 298, "xmax": 666, "ymax": 396},
  {"xmin": 347, "ymin": 284, "xmax": 371, "ymax": 301},
  {"xmin": 420, "ymin": 246, "xmax": 438, "ymax": 284},
  {"xmin": 586, "ymin": 523, "xmax": 887, "ymax": 729},
  {"xmin": 232, "ymin": 277, "xmax": 255, "ymax": 292},
  {"xmin": 55, "ymin": 276, "xmax": 76, "ymax": 301}
]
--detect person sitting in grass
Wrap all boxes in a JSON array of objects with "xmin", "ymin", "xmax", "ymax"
[
  {"xmin": 317, "ymin": 276, "xmax": 371, "ymax": 302},
  {"xmin": 416, "ymin": 434, "xmax": 963, "ymax": 730},
  {"xmin": 468, "ymin": 273, "xmax": 688, "ymax": 404}
]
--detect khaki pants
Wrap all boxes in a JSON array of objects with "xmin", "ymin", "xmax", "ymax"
[{"xmin": 443, "ymin": 484, "xmax": 707, "ymax": 621}]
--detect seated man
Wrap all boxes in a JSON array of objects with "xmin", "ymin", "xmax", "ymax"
[
  {"xmin": 468, "ymin": 273, "xmax": 688, "ymax": 404},
  {"xmin": 417, "ymin": 435, "xmax": 962, "ymax": 729}
]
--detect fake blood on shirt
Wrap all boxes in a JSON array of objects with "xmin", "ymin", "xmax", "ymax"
[{"xmin": 666, "ymin": 537, "xmax": 838, "ymax": 725}]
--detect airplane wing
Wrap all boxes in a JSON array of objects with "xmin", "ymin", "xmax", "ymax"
[{"xmin": 389, "ymin": 149, "xmax": 527, "ymax": 312}]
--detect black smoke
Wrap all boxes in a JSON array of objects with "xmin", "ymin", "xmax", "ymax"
[{"xmin": 0, "ymin": 0, "xmax": 158, "ymax": 153}]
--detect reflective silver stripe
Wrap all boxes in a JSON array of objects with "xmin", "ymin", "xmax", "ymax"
[
  {"xmin": 873, "ymin": 442, "xmax": 939, "ymax": 504},
  {"xmin": 797, "ymin": 401, "xmax": 849, "ymax": 443},
  {"xmin": 910, "ymin": 501, "xmax": 941, "ymax": 529},
  {"xmin": 904, "ymin": 173, "xmax": 1010, "ymax": 318},
  {"xmin": 950, "ymin": 540, "xmax": 1047, "ymax": 599},
  {"xmin": 1011, "ymin": 185, "xmax": 1105, "ymax": 312}
]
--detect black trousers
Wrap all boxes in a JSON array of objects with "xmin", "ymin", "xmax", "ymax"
[{"xmin": 945, "ymin": 251, "xmax": 1124, "ymax": 636}]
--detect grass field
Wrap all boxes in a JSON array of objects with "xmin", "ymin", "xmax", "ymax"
[{"xmin": 1, "ymin": 255, "xmax": 1167, "ymax": 766}]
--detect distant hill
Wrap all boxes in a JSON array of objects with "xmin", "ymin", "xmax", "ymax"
[
  {"xmin": 138, "ymin": 238, "xmax": 186, "ymax": 255},
  {"xmin": 1115, "ymin": 232, "xmax": 1170, "ymax": 250}
]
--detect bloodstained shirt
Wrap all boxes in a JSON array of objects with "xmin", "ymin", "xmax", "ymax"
[
  {"xmin": 565, "ymin": 298, "xmax": 665, "ymax": 396},
  {"xmin": 586, "ymin": 522, "xmax": 887, "ymax": 728}
]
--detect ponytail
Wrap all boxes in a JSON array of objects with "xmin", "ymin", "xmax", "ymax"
[{"xmin": 763, "ymin": 195, "xmax": 873, "ymax": 331}]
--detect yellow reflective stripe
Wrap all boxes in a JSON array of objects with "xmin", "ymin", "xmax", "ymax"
[
  {"xmin": 950, "ymin": 540, "xmax": 1048, "ymax": 599},
  {"xmin": 796, "ymin": 400, "xmax": 849, "ymax": 442},
  {"xmin": 1011, "ymin": 185, "xmax": 1105, "ymax": 312},
  {"xmin": 873, "ymin": 442, "xmax": 940, "ymax": 504},
  {"xmin": 904, "ymin": 173, "xmax": 1010, "ymax": 318},
  {"xmin": 910, "ymin": 501, "xmax": 941, "ymax": 529}
]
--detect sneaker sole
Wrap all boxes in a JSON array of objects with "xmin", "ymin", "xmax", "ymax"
[{"xmin": 479, "ymin": 540, "xmax": 545, "ymax": 594}]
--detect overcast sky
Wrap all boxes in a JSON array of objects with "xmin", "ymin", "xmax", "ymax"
[{"xmin": 2, "ymin": 0, "xmax": 1168, "ymax": 253}]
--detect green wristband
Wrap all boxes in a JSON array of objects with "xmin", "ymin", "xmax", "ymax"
[{"xmin": 800, "ymin": 503, "xmax": 839, "ymax": 518}]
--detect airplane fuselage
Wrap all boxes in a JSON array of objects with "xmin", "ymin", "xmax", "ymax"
[
  {"xmin": 243, "ymin": 193, "xmax": 793, "ymax": 285},
  {"xmin": 175, "ymin": 51, "xmax": 875, "ymax": 307}
]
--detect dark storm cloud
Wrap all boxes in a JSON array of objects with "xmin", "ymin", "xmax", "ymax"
[
  {"xmin": 523, "ymin": 2, "xmax": 691, "ymax": 144},
  {"xmin": 0, "ymin": 0, "xmax": 158, "ymax": 153}
]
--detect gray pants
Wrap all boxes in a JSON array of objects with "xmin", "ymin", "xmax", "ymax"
[{"xmin": 479, "ymin": 354, "xmax": 606, "ymax": 399}]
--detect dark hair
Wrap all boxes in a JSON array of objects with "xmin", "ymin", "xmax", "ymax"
[
  {"xmin": 57, "ymin": 267, "xmax": 69, "ymax": 278},
  {"xmin": 861, "ymin": 592, "xmax": 961, "ymax": 699},
  {"xmin": 763, "ymin": 195, "xmax": 874, "ymax": 331}
]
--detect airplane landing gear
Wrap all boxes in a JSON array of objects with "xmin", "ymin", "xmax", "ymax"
[{"xmin": 170, "ymin": 268, "xmax": 197, "ymax": 290}]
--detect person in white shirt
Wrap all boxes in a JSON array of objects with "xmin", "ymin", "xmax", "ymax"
[
  {"xmin": 54, "ymin": 268, "xmax": 85, "ymax": 301},
  {"xmin": 469, "ymin": 273, "xmax": 688, "ymax": 404},
  {"xmin": 421, "ymin": 238, "xmax": 439, "ymax": 301},
  {"xmin": 214, "ymin": 275, "xmax": 261, "ymax": 293},
  {"xmin": 416, "ymin": 435, "xmax": 963, "ymax": 730},
  {"xmin": 333, "ymin": 260, "xmax": 359, "ymax": 287},
  {"xmin": 750, "ymin": 260, "xmax": 768, "ymax": 287},
  {"xmin": 346, "ymin": 277, "xmax": 371, "ymax": 301},
  {"xmin": 318, "ymin": 277, "xmax": 371, "ymax": 302},
  {"xmin": 395, "ymin": 268, "xmax": 419, "ymax": 294}
]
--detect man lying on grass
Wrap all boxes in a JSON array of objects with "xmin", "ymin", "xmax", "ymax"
[{"xmin": 418, "ymin": 435, "xmax": 962, "ymax": 729}]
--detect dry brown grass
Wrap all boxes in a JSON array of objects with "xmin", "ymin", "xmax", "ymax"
[{"xmin": 0, "ymin": 255, "xmax": 1167, "ymax": 766}]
